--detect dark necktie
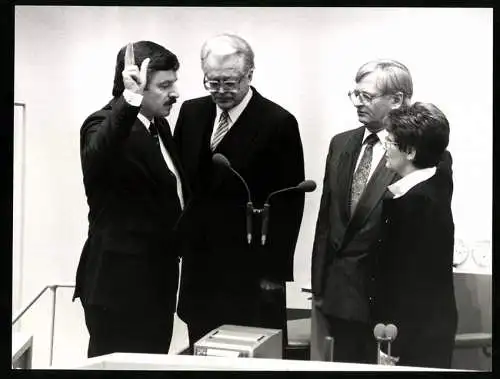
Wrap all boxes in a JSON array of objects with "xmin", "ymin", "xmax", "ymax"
[
  {"xmin": 149, "ymin": 121, "xmax": 161, "ymax": 151},
  {"xmin": 211, "ymin": 111, "xmax": 230, "ymax": 151},
  {"xmin": 148, "ymin": 120, "xmax": 183, "ymax": 208},
  {"xmin": 350, "ymin": 133, "xmax": 379, "ymax": 215}
]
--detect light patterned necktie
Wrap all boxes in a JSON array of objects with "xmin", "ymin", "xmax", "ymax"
[
  {"xmin": 210, "ymin": 111, "xmax": 230, "ymax": 151},
  {"xmin": 350, "ymin": 133, "xmax": 379, "ymax": 216}
]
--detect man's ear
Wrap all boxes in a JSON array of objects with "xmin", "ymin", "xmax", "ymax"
[
  {"xmin": 247, "ymin": 69, "xmax": 254, "ymax": 82},
  {"xmin": 391, "ymin": 91, "xmax": 404, "ymax": 109}
]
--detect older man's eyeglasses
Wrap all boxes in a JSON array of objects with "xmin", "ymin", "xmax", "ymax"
[
  {"xmin": 348, "ymin": 89, "xmax": 385, "ymax": 106},
  {"xmin": 203, "ymin": 74, "xmax": 247, "ymax": 93}
]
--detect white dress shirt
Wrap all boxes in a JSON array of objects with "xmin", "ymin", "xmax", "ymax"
[
  {"xmin": 353, "ymin": 128, "xmax": 388, "ymax": 183},
  {"xmin": 388, "ymin": 166, "xmax": 437, "ymax": 199},
  {"xmin": 210, "ymin": 87, "xmax": 254, "ymax": 144},
  {"xmin": 123, "ymin": 89, "xmax": 184, "ymax": 209}
]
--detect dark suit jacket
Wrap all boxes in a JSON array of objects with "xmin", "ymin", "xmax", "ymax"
[
  {"xmin": 73, "ymin": 95, "xmax": 189, "ymax": 315},
  {"xmin": 311, "ymin": 126, "xmax": 398, "ymax": 323},
  {"xmin": 173, "ymin": 87, "xmax": 305, "ymax": 322},
  {"xmin": 372, "ymin": 163, "xmax": 457, "ymax": 367},
  {"xmin": 311, "ymin": 125, "xmax": 454, "ymax": 325}
]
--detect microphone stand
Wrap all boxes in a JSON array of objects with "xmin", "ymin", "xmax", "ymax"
[
  {"xmin": 258, "ymin": 186, "xmax": 300, "ymax": 246},
  {"xmin": 324, "ymin": 336, "xmax": 334, "ymax": 362},
  {"xmin": 373, "ymin": 323, "xmax": 398, "ymax": 365},
  {"xmin": 373, "ymin": 323, "xmax": 386, "ymax": 365},
  {"xmin": 376, "ymin": 338, "xmax": 382, "ymax": 365},
  {"xmin": 212, "ymin": 153, "xmax": 254, "ymax": 244},
  {"xmin": 260, "ymin": 203, "xmax": 270, "ymax": 245},
  {"xmin": 385, "ymin": 324, "xmax": 398, "ymax": 362},
  {"xmin": 212, "ymin": 153, "xmax": 316, "ymax": 246},
  {"xmin": 259, "ymin": 181, "xmax": 317, "ymax": 246}
]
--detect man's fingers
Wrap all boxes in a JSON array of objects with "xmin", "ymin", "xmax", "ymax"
[
  {"xmin": 139, "ymin": 58, "xmax": 150, "ymax": 87},
  {"xmin": 124, "ymin": 43, "xmax": 149, "ymax": 89},
  {"xmin": 124, "ymin": 42, "xmax": 135, "ymax": 67}
]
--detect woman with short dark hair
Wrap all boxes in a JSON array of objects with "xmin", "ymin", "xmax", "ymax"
[{"xmin": 372, "ymin": 102, "xmax": 458, "ymax": 368}]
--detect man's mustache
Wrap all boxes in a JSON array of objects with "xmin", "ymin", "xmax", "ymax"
[{"xmin": 166, "ymin": 97, "xmax": 177, "ymax": 105}]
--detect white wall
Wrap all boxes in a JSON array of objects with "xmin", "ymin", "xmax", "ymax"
[{"xmin": 14, "ymin": 6, "xmax": 492, "ymax": 368}]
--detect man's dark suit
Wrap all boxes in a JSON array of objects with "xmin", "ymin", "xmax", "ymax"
[
  {"xmin": 173, "ymin": 87, "xmax": 305, "ymax": 346},
  {"xmin": 73, "ymin": 95, "xmax": 188, "ymax": 356},
  {"xmin": 311, "ymin": 126, "xmax": 397, "ymax": 363}
]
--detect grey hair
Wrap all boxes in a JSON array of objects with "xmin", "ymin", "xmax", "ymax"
[
  {"xmin": 200, "ymin": 33, "xmax": 255, "ymax": 73},
  {"xmin": 356, "ymin": 59, "xmax": 413, "ymax": 106}
]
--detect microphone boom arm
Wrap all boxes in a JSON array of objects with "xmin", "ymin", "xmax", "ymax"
[
  {"xmin": 212, "ymin": 153, "xmax": 254, "ymax": 244},
  {"xmin": 212, "ymin": 153, "xmax": 316, "ymax": 247}
]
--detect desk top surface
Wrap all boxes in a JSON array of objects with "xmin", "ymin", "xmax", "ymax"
[{"xmin": 56, "ymin": 352, "xmax": 470, "ymax": 372}]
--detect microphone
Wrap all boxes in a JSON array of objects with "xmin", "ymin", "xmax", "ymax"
[
  {"xmin": 212, "ymin": 153, "xmax": 254, "ymax": 244},
  {"xmin": 260, "ymin": 180, "xmax": 317, "ymax": 245},
  {"xmin": 384, "ymin": 323, "xmax": 398, "ymax": 359},
  {"xmin": 266, "ymin": 180, "xmax": 317, "ymax": 200},
  {"xmin": 295, "ymin": 180, "xmax": 317, "ymax": 192},
  {"xmin": 373, "ymin": 323, "xmax": 386, "ymax": 364}
]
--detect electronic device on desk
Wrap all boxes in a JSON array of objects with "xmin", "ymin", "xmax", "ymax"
[{"xmin": 194, "ymin": 325, "xmax": 282, "ymax": 359}]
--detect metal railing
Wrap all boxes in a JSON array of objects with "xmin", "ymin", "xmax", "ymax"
[{"xmin": 12, "ymin": 283, "xmax": 75, "ymax": 367}]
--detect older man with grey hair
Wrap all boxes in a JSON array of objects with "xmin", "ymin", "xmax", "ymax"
[
  {"xmin": 311, "ymin": 59, "xmax": 454, "ymax": 364},
  {"xmin": 174, "ymin": 33, "xmax": 305, "ymax": 354},
  {"xmin": 311, "ymin": 59, "xmax": 419, "ymax": 364}
]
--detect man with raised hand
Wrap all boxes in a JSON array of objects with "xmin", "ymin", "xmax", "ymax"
[{"xmin": 73, "ymin": 41, "xmax": 188, "ymax": 357}]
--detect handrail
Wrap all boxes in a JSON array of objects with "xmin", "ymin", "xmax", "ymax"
[
  {"xmin": 455, "ymin": 332, "xmax": 492, "ymax": 358},
  {"xmin": 12, "ymin": 283, "xmax": 75, "ymax": 367},
  {"xmin": 12, "ymin": 285, "xmax": 50, "ymax": 326}
]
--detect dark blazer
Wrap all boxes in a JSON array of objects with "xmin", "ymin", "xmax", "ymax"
[
  {"xmin": 311, "ymin": 126, "xmax": 398, "ymax": 323},
  {"xmin": 372, "ymin": 161, "xmax": 457, "ymax": 368},
  {"xmin": 173, "ymin": 87, "xmax": 305, "ymax": 322},
  {"xmin": 73, "ymin": 95, "xmax": 189, "ymax": 315}
]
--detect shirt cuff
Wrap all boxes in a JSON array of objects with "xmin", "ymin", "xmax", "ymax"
[{"xmin": 123, "ymin": 89, "xmax": 143, "ymax": 107}]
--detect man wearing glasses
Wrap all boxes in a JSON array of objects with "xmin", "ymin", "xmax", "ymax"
[
  {"xmin": 174, "ymin": 33, "xmax": 305, "ymax": 353},
  {"xmin": 310, "ymin": 59, "xmax": 414, "ymax": 364}
]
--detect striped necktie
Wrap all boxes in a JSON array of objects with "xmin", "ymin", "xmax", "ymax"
[
  {"xmin": 350, "ymin": 133, "xmax": 379, "ymax": 215},
  {"xmin": 211, "ymin": 111, "xmax": 230, "ymax": 151}
]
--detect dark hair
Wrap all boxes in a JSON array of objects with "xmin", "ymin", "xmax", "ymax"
[
  {"xmin": 384, "ymin": 102, "xmax": 450, "ymax": 169},
  {"xmin": 112, "ymin": 40, "xmax": 180, "ymax": 97}
]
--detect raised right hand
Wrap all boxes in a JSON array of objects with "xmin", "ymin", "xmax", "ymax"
[{"xmin": 122, "ymin": 42, "xmax": 150, "ymax": 95}]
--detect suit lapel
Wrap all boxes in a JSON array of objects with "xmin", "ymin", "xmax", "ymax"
[
  {"xmin": 345, "ymin": 155, "xmax": 397, "ymax": 237},
  {"xmin": 156, "ymin": 116, "xmax": 190, "ymax": 196},
  {"xmin": 213, "ymin": 88, "xmax": 266, "ymax": 171},
  {"xmin": 189, "ymin": 99, "xmax": 217, "ymax": 181},
  {"xmin": 209, "ymin": 88, "xmax": 265, "ymax": 190},
  {"xmin": 131, "ymin": 117, "xmax": 177, "ymax": 190},
  {"xmin": 337, "ymin": 128, "xmax": 365, "ymax": 222},
  {"xmin": 155, "ymin": 116, "xmax": 176, "ymax": 163}
]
